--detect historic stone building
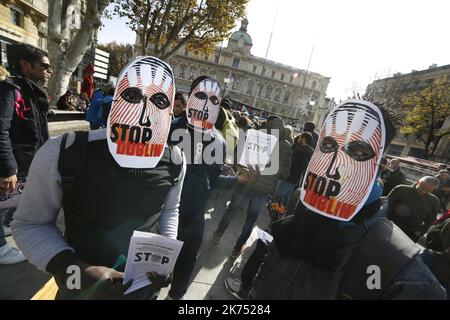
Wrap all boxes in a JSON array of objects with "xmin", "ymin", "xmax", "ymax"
[
  {"xmin": 137, "ymin": 19, "xmax": 330, "ymax": 129},
  {"xmin": 0, "ymin": 0, "xmax": 48, "ymax": 65},
  {"xmin": 366, "ymin": 64, "xmax": 450, "ymax": 162}
]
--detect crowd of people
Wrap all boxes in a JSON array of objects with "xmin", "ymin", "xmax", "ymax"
[{"xmin": 0, "ymin": 44, "xmax": 449, "ymax": 300}]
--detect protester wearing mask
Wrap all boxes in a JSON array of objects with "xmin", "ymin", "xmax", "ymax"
[
  {"xmin": 167, "ymin": 76, "xmax": 255, "ymax": 300},
  {"xmin": 12, "ymin": 56, "xmax": 186, "ymax": 299},
  {"xmin": 251, "ymin": 100, "xmax": 446, "ymax": 300}
]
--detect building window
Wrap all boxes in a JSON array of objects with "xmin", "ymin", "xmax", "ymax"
[
  {"xmin": 311, "ymin": 81, "xmax": 317, "ymax": 90},
  {"xmin": 179, "ymin": 65, "xmax": 186, "ymax": 79},
  {"xmin": 283, "ymin": 91, "xmax": 290, "ymax": 104},
  {"xmin": 232, "ymin": 75, "xmax": 240, "ymax": 89},
  {"xmin": 274, "ymin": 88, "xmax": 282, "ymax": 102},
  {"xmin": 408, "ymin": 147, "xmax": 425, "ymax": 158},
  {"xmin": 257, "ymin": 83, "xmax": 264, "ymax": 97},
  {"xmin": 386, "ymin": 144, "xmax": 404, "ymax": 156},
  {"xmin": 280, "ymin": 73, "xmax": 285, "ymax": 81},
  {"xmin": 215, "ymin": 55, "xmax": 220, "ymax": 64},
  {"xmin": 232, "ymin": 58, "xmax": 240, "ymax": 68},
  {"xmin": 189, "ymin": 67, "xmax": 197, "ymax": 80},
  {"xmin": 265, "ymin": 86, "xmax": 273, "ymax": 99},
  {"xmin": 1, "ymin": 42, "xmax": 9, "ymax": 66},
  {"xmin": 10, "ymin": 6, "xmax": 23, "ymax": 27},
  {"xmin": 204, "ymin": 54, "xmax": 209, "ymax": 61},
  {"xmin": 184, "ymin": 48, "xmax": 189, "ymax": 56},
  {"xmin": 271, "ymin": 71, "xmax": 276, "ymax": 78},
  {"xmin": 246, "ymin": 80, "xmax": 254, "ymax": 95},
  {"xmin": 253, "ymin": 65, "xmax": 257, "ymax": 73},
  {"xmin": 262, "ymin": 67, "xmax": 266, "ymax": 76}
]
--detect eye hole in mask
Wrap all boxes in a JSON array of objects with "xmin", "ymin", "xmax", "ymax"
[
  {"xmin": 320, "ymin": 136, "xmax": 339, "ymax": 153},
  {"xmin": 209, "ymin": 96, "xmax": 219, "ymax": 105},
  {"xmin": 194, "ymin": 92, "xmax": 208, "ymax": 100},
  {"xmin": 343, "ymin": 140, "xmax": 375, "ymax": 162},
  {"xmin": 150, "ymin": 92, "xmax": 170, "ymax": 110},
  {"xmin": 121, "ymin": 87, "xmax": 144, "ymax": 104}
]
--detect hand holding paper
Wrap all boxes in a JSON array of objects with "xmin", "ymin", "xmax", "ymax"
[{"xmin": 123, "ymin": 231, "xmax": 183, "ymax": 295}]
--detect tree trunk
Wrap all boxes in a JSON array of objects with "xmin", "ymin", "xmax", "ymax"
[{"xmin": 47, "ymin": 0, "xmax": 106, "ymax": 104}]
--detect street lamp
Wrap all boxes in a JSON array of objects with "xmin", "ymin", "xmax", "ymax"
[{"xmin": 223, "ymin": 74, "xmax": 234, "ymax": 98}]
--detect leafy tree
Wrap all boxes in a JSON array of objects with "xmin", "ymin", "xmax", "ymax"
[
  {"xmin": 400, "ymin": 77, "xmax": 450, "ymax": 159},
  {"xmin": 97, "ymin": 42, "xmax": 134, "ymax": 77},
  {"xmin": 109, "ymin": 0, "xmax": 248, "ymax": 59}
]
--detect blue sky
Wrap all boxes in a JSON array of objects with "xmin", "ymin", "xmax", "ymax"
[{"xmin": 98, "ymin": 0, "xmax": 450, "ymax": 101}]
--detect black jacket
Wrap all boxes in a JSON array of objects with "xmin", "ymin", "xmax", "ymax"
[
  {"xmin": 287, "ymin": 144, "xmax": 314, "ymax": 185},
  {"xmin": 0, "ymin": 76, "xmax": 49, "ymax": 177},
  {"xmin": 382, "ymin": 168, "xmax": 406, "ymax": 196}
]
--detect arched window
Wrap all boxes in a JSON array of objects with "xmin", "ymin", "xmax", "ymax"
[
  {"xmin": 311, "ymin": 81, "xmax": 317, "ymax": 90},
  {"xmin": 265, "ymin": 86, "xmax": 273, "ymax": 99},
  {"xmin": 232, "ymin": 58, "xmax": 240, "ymax": 68},
  {"xmin": 246, "ymin": 80, "xmax": 254, "ymax": 95}
]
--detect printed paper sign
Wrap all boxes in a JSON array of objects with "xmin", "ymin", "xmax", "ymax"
[
  {"xmin": 123, "ymin": 231, "xmax": 183, "ymax": 295},
  {"xmin": 239, "ymin": 129, "xmax": 277, "ymax": 171},
  {"xmin": 255, "ymin": 226, "xmax": 273, "ymax": 245}
]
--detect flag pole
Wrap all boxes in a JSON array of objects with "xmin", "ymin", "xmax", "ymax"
[{"xmin": 252, "ymin": 9, "xmax": 279, "ymax": 110}]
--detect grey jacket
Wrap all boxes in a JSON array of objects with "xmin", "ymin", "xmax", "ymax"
[{"xmin": 12, "ymin": 129, "xmax": 186, "ymax": 272}]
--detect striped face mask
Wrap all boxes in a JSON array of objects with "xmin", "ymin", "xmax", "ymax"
[
  {"xmin": 107, "ymin": 56, "xmax": 175, "ymax": 168},
  {"xmin": 300, "ymin": 99, "xmax": 386, "ymax": 221},
  {"xmin": 186, "ymin": 76, "xmax": 221, "ymax": 131}
]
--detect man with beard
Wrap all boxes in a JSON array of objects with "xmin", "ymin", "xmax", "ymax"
[
  {"xmin": 167, "ymin": 76, "xmax": 254, "ymax": 300},
  {"xmin": 251, "ymin": 100, "xmax": 446, "ymax": 300}
]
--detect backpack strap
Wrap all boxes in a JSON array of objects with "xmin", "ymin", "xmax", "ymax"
[
  {"xmin": 58, "ymin": 131, "xmax": 89, "ymax": 208},
  {"xmin": 160, "ymin": 144, "xmax": 183, "ymax": 186},
  {"xmin": 339, "ymin": 219, "xmax": 420, "ymax": 299}
]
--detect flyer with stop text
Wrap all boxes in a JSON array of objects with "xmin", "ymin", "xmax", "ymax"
[
  {"xmin": 123, "ymin": 231, "xmax": 183, "ymax": 295},
  {"xmin": 239, "ymin": 129, "xmax": 277, "ymax": 171}
]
